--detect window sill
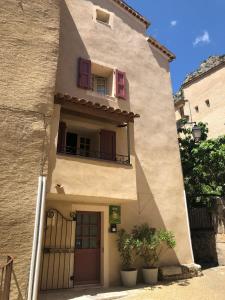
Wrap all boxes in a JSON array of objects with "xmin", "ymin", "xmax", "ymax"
[
  {"xmin": 96, "ymin": 20, "xmax": 112, "ymax": 29},
  {"xmin": 87, "ymin": 91, "xmax": 116, "ymax": 102}
]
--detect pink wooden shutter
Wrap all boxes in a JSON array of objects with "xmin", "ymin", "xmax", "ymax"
[
  {"xmin": 78, "ymin": 58, "xmax": 92, "ymax": 89},
  {"xmin": 115, "ymin": 70, "xmax": 126, "ymax": 99},
  {"xmin": 57, "ymin": 121, "xmax": 66, "ymax": 153}
]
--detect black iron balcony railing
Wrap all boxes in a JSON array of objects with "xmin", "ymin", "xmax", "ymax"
[{"xmin": 58, "ymin": 146, "xmax": 130, "ymax": 165}]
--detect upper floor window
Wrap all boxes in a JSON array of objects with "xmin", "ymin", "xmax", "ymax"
[
  {"xmin": 80, "ymin": 137, "xmax": 91, "ymax": 156},
  {"xmin": 205, "ymin": 99, "xmax": 210, "ymax": 107},
  {"xmin": 96, "ymin": 9, "xmax": 110, "ymax": 25},
  {"xmin": 92, "ymin": 76, "xmax": 108, "ymax": 96},
  {"xmin": 78, "ymin": 58, "xmax": 127, "ymax": 100},
  {"xmin": 195, "ymin": 106, "xmax": 199, "ymax": 113}
]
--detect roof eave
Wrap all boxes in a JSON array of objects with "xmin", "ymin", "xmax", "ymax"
[
  {"xmin": 112, "ymin": 0, "xmax": 150, "ymax": 28},
  {"xmin": 147, "ymin": 36, "xmax": 176, "ymax": 62}
]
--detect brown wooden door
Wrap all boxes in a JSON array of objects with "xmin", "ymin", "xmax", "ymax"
[
  {"xmin": 100, "ymin": 130, "xmax": 116, "ymax": 161},
  {"xmin": 74, "ymin": 212, "xmax": 101, "ymax": 285}
]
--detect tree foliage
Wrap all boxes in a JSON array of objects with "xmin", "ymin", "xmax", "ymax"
[{"xmin": 178, "ymin": 121, "xmax": 225, "ymax": 205}]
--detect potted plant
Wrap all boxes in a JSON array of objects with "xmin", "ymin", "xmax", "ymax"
[
  {"xmin": 117, "ymin": 229, "xmax": 137, "ymax": 287},
  {"xmin": 133, "ymin": 224, "xmax": 176, "ymax": 284}
]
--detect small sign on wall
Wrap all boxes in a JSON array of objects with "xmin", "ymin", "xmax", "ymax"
[{"xmin": 109, "ymin": 205, "xmax": 121, "ymax": 224}]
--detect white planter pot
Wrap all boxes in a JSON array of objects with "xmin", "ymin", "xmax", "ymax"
[
  {"xmin": 120, "ymin": 269, "xmax": 137, "ymax": 287},
  {"xmin": 142, "ymin": 268, "xmax": 158, "ymax": 284}
]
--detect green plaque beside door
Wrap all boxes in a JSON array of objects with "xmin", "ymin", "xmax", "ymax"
[{"xmin": 109, "ymin": 205, "xmax": 121, "ymax": 224}]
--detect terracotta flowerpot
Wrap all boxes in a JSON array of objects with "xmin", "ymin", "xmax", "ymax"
[
  {"xmin": 120, "ymin": 269, "xmax": 137, "ymax": 287},
  {"xmin": 142, "ymin": 268, "xmax": 158, "ymax": 284}
]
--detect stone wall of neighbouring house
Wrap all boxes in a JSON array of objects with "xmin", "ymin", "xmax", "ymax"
[
  {"xmin": 191, "ymin": 230, "xmax": 218, "ymax": 265},
  {"xmin": 0, "ymin": 1, "xmax": 59, "ymax": 298},
  {"xmin": 213, "ymin": 198, "xmax": 225, "ymax": 266},
  {"xmin": 189, "ymin": 199, "xmax": 225, "ymax": 267}
]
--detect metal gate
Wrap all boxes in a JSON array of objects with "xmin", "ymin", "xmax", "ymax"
[{"xmin": 40, "ymin": 209, "xmax": 76, "ymax": 291}]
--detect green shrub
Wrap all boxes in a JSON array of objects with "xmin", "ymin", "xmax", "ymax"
[
  {"xmin": 132, "ymin": 224, "xmax": 176, "ymax": 268},
  {"xmin": 117, "ymin": 229, "xmax": 137, "ymax": 271}
]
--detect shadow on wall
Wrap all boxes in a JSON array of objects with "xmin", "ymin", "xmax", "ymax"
[
  {"xmin": 47, "ymin": 0, "xmax": 90, "ymax": 192},
  {"xmin": 11, "ymin": 269, "xmax": 24, "ymax": 300},
  {"xmin": 149, "ymin": 45, "xmax": 170, "ymax": 73},
  {"xmin": 55, "ymin": 0, "xmax": 90, "ymax": 96},
  {"xmin": 136, "ymin": 155, "xmax": 179, "ymax": 266},
  {"xmin": 118, "ymin": 120, "xmax": 179, "ymax": 269}
]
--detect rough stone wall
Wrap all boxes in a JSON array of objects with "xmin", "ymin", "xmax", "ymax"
[
  {"xmin": 213, "ymin": 198, "xmax": 225, "ymax": 265},
  {"xmin": 191, "ymin": 231, "xmax": 217, "ymax": 265},
  {"xmin": 0, "ymin": 0, "xmax": 59, "ymax": 298}
]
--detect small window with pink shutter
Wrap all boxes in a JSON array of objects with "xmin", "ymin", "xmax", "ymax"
[
  {"xmin": 115, "ymin": 70, "xmax": 126, "ymax": 100},
  {"xmin": 77, "ymin": 58, "xmax": 92, "ymax": 89}
]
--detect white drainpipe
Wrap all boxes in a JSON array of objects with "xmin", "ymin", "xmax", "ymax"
[
  {"xmin": 183, "ymin": 190, "xmax": 195, "ymax": 263},
  {"xmin": 27, "ymin": 176, "xmax": 46, "ymax": 300}
]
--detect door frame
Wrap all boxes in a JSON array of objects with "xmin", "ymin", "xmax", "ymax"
[{"xmin": 72, "ymin": 204, "xmax": 109, "ymax": 287}]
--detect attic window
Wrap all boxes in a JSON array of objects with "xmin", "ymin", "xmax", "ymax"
[
  {"xmin": 195, "ymin": 106, "xmax": 199, "ymax": 113},
  {"xmin": 205, "ymin": 99, "xmax": 210, "ymax": 107},
  {"xmin": 96, "ymin": 9, "xmax": 110, "ymax": 25}
]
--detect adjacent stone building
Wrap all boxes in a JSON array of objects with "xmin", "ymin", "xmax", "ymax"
[
  {"xmin": 0, "ymin": 1, "xmax": 60, "ymax": 299},
  {"xmin": 175, "ymin": 55, "xmax": 225, "ymax": 138}
]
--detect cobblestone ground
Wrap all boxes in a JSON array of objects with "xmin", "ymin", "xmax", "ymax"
[{"xmin": 39, "ymin": 267, "xmax": 225, "ymax": 300}]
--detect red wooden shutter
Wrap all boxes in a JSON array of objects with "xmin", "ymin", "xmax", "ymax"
[
  {"xmin": 78, "ymin": 58, "xmax": 92, "ymax": 89},
  {"xmin": 57, "ymin": 121, "xmax": 66, "ymax": 153},
  {"xmin": 115, "ymin": 70, "xmax": 126, "ymax": 99},
  {"xmin": 100, "ymin": 130, "xmax": 116, "ymax": 161}
]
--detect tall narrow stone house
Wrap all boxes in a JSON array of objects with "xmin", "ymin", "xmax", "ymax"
[{"xmin": 1, "ymin": 0, "xmax": 196, "ymax": 298}]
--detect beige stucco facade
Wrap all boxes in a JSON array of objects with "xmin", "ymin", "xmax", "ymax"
[
  {"xmin": 42, "ymin": 0, "xmax": 194, "ymax": 291},
  {"xmin": 0, "ymin": 0, "xmax": 60, "ymax": 299},
  {"xmin": 175, "ymin": 62, "xmax": 225, "ymax": 138},
  {"xmin": 1, "ymin": 0, "xmax": 195, "ymax": 298}
]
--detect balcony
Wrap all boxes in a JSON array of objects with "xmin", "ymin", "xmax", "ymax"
[
  {"xmin": 48, "ymin": 94, "xmax": 139, "ymax": 202},
  {"xmin": 58, "ymin": 146, "xmax": 130, "ymax": 165}
]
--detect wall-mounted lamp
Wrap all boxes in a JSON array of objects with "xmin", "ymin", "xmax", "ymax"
[
  {"xmin": 185, "ymin": 122, "xmax": 201, "ymax": 142},
  {"xmin": 192, "ymin": 124, "xmax": 202, "ymax": 142},
  {"xmin": 110, "ymin": 224, "xmax": 117, "ymax": 233}
]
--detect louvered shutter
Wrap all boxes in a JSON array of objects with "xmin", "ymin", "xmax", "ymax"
[
  {"xmin": 57, "ymin": 121, "xmax": 66, "ymax": 153},
  {"xmin": 78, "ymin": 58, "xmax": 92, "ymax": 89},
  {"xmin": 115, "ymin": 70, "xmax": 126, "ymax": 99},
  {"xmin": 100, "ymin": 130, "xmax": 116, "ymax": 161}
]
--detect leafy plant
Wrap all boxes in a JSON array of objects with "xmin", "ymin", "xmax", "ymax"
[
  {"xmin": 178, "ymin": 122, "xmax": 225, "ymax": 206},
  {"xmin": 132, "ymin": 224, "xmax": 176, "ymax": 268},
  {"xmin": 117, "ymin": 229, "xmax": 137, "ymax": 271}
]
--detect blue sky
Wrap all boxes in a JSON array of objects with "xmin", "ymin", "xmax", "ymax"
[{"xmin": 126, "ymin": 0, "xmax": 225, "ymax": 93}]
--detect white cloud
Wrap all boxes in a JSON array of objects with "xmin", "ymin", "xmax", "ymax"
[
  {"xmin": 193, "ymin": 31, "xmax": 211, "ymax": 47},
  {"xmin": 170, "ymin": 20, "xmax": 177, "ymax": 27}
]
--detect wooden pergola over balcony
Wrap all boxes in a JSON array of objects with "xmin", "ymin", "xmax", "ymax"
[{"xmin": 54, "ymin": 93, "xmax": 140, "ymax": 165}]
